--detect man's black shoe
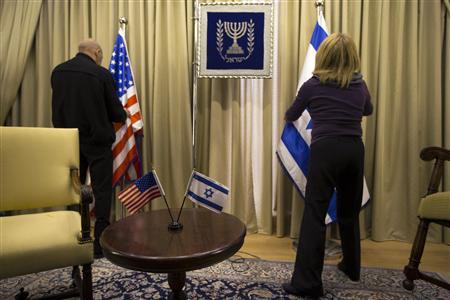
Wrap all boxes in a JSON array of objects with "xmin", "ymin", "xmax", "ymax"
[
  {"xmin": 282, "ymin": 282, "xmax": 324, "ymax": 298},
  {"xmin": 337, "ymin": 261, "xmax": 360, "ymax": 281},
  {"xmin": 94, "ymin": 251, "xmax": 104, "ymax": 259},
  {"xmin": 93, "ymin": 239, "xmax": 104, "ymax": 259}
]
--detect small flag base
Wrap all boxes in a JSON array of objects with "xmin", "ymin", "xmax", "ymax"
[{"xmin": 168, "ymin": 221, "xmax": 183, "ymax": 231}]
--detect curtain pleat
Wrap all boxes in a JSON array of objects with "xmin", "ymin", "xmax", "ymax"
[{"xmin": 0, "ymin": 0, "xmax": 42, "ymax": 123}]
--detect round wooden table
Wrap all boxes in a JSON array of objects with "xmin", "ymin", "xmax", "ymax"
[{"xmin": 100, "ymin": 208, "xmax": 246, "ymax": 299}]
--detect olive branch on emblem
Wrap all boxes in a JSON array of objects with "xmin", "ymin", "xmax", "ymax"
[
  {"xmin": 246, "ymin": 19, "xmax": 255, "ymax": 58},
  {"xmin": 216, "ymin": 19, "xmax": 225, "ymax": 59}
]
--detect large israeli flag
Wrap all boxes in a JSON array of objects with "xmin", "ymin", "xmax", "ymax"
[
  {"xmin": 276, "ymin": 11, "xmax": 370, "ymax": 224},
  {"xmin": 186, "ymin": 171, "xmax": 230, "ymax": 213}
]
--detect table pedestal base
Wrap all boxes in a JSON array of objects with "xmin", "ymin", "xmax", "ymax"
[{"xmin": 168, "ymin": 272, "xmax": 186, "ymax": 300}]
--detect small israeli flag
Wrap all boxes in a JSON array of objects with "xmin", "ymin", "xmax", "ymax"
[{"xmin": 185, "ymin": 171, "xmax": 229, "ymax": 213}]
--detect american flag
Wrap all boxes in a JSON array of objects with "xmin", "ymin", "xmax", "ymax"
[
  {"xmin": 109, "ymin": 27, "xmax": 144, "ymax": 186},
  {"xmin": 118, "ymin": 170, "xmax": 163, "ymax": 215}
]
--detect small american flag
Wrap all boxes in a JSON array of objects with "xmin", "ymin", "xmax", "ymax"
[
  {"xmin": 118, "ymin": 170, "xmax": 162, "ymax": 215},
  {"xmin": 110, "ymin": 27, "xmax": 144, "ymax": 186}
]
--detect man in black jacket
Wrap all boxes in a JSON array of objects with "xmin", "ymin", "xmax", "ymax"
[{"xmin": 51, "ymin": 39, "xmax": 129, "ymax": 258}]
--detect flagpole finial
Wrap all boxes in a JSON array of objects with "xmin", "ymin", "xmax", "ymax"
[
  {"xmin": 119, "ymin": 17, "xmax": 128, "ymax": 31},
  {"xmin": 315, "ymin": 0, "xmax": 324, "ymax": 19},
  {"xmin": 315, "ymin": 0, "xmax": 324, "ymax": 7},
  {"xmin": 119, "ymin": 17, "xmax": 128, "ymax": 25}
]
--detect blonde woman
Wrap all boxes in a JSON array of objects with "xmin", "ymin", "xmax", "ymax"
[{"xmin": 283, "ymin": 33, "xmax": 373, "ymax": 298}]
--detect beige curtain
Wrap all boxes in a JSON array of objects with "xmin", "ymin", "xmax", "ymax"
[
  {"xmin": 0, "ymin": 0, "xmax": 42, "ymax": 123},
  {"xmin": 358, "ymin": 0, "xmax": 450, "ymax": 242},
  {"xmin": 7, "ymin": 0, "xmax": 194, "ymax": 213},
  {"xmin": 1, "ymin": 0, "xmax": 449, "ymax": 243}
]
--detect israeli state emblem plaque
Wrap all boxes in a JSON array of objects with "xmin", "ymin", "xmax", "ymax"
[{"xmin": 199, "ymin": 2, "xmax": 273, "ymax": 78}]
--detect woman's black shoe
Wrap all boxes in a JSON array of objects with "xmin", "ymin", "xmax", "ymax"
[
  {"xmin": 337, "ymin": 261, "xmax": 360, "ymax": 281},
  {"xmin": 282, "ymin": 283, "xmax": 324, "ymax": 298}
]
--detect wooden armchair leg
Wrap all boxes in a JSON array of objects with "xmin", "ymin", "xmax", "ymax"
[
  {"xmin": 72, "ymin": 266, "xmax": 81, "ymax": 288},
  {"xmin": 11, "ymin": 266, "xmax": 90, "ymax": 300},
  {"xmin": 403, "ymin": 219, "xmax": 429, "ymax": 290},
  {"xmin": 82, "ymin": 263, "xmax": 93, "ymax": 300}
]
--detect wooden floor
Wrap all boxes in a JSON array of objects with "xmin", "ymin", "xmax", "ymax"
[{"xmin": 238, "ymin": 234, "xmax": 450, "ymax": 276}]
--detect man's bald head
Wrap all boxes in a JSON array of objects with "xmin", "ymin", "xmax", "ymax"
[{"xmin": 78, "ymin": 39, "xmax": 103, "ymax": 65}]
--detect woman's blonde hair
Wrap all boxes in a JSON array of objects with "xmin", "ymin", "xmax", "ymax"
[{"xmin": 313, "ymin": 32, "xmax": 360, "ymax": 88}]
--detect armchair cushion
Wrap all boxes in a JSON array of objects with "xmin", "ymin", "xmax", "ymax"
[
  {"xmin": 418, "ymin": 191, "xmax": 450, "ymax": 220},
  {"xmin": 0, "ymin": 211, "xmax": 93, "ymax": 279},
  {"xmin": 0, "ymin": 127, "xmax": 79, "ymax": 211}
]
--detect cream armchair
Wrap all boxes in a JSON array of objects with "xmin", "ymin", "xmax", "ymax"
[{"xmin": 0, "ymin": 126, "xmax": 94, "ymax": 300}]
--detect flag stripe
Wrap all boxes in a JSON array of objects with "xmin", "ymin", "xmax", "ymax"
[
  {"xmin": 124, "ymin": 94, "xmax": 138, "ymax": 107},
  {"xmin": 310, "ymin": 24, "xmax": 328, "ymax": 51},
  {"xmin": 294, "ymin": 113, "xmax": 312, "ymax": 144},
  {"xmin": 112, "ymin": 146, "xmax": 139, "ymax": 186},
  {"xmin": 187, "ymin": 191, "xmax": 223, "ymax": 212},
  {"xmin": 130, "ymin": 112, "xmax": 142, "ymax": 125},
  {"xmin": 192, "ymin": 174, "xmax": 229, "ymax": 194},
  {"xmin": 112, "ymin": 124, "xmax": 136, "ymax": 156},
  {"xmin": 118, "ymin": 184, "xmax": 136, "ymax": 197},
  {"xmin": 280, "ymin": 123, "xmax": 310, "ymax": 177},
  {"xmin": 127, "ymin": 188, "xmax": 160, "ymax": 211},
  {"xmin": 119, "ymin": 187, "xmax": 139, "ymax": 203},
  {"xmin": 112, "ymin": 121, "xmax": 130, "ymax": 146},
  {"xmin": 127, "ymin": 191, "xmax": 160, "ymax": 213},
  {"xmin": 276, "ymin": 150, "xmax": 306, "ymax": 196},
  {"xmin": 113, "ymin": 146, "xmax": 138, "ymax": 177},
  {"xmin": 129, "ymin": 188, "xmax": 158, "ymax": 205},
  {"xmin": 119, "ymin": 188, "xmax": 139, "ymax": 202}
]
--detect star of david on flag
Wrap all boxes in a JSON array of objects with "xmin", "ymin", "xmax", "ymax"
[
  {"xmin": 185, "ymin": 171, "xmax": 229, "ymax": 213},
  {"xmin": 109, "ymin": 27, "xmax": 144, "ymax": 186},
  {"xmin": 276, "ymin": 10, "xmax": 370, "ymax": 224}
]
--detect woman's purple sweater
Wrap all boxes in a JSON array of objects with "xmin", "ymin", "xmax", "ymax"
[{"xmin": 285, "ymin": 74, "xmax": 373, "ymax": 144}]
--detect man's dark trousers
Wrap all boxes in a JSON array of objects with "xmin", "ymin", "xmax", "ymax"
[{"xmin": 79, "ymin": 143, "xmax": 113, "ymax": 254}]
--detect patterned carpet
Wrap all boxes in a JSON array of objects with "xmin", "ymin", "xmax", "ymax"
[{"xmin": 1, "ymin": 257, "xmax": 449, "ymax": 299}]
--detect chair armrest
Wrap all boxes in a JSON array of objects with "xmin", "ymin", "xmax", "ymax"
[
  {"xmin": 420, "ymin": 147, "xmax": 450, "ymax": 195},
  {"xmin": 70, "ymin": 168, "xmax": 93, "ymax": 244},
  {"xmin": 420, "ymin": 147, "xmax": 450, "ymax": 162}
]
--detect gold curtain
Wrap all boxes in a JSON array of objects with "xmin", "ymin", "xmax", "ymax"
[
  {"xmin": 7, "ymin": 0, "xmax": 194, "ymax": 212},
  {"xmin": 1, "ymin": 0, "xmax": 449, "ymax": 243},
  {"xmin": 0, "ymin": 0, "xmax": 42, "ymax": 123}
]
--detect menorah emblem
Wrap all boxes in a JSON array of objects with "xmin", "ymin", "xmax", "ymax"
[
  {"xmin": 216, "ymin": 19, "xmax": 255, "ymax": 63},
  {"xmin": 224, "ymin": 21, "xmax": 248, "ymax": 55}
]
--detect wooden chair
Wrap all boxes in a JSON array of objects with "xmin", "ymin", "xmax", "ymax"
[
  {"xmin": 0, "ymin": 126, "xmax": 94, "ymax": 299},
  {"xmin": 403, "ymin": 146, "xmax": 450, "ymax": 291}
]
